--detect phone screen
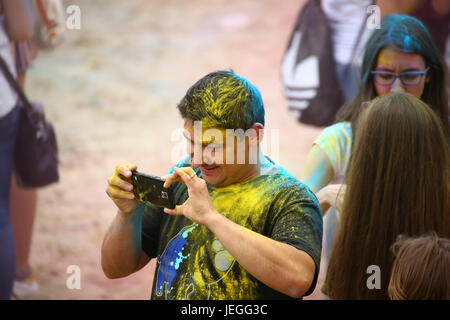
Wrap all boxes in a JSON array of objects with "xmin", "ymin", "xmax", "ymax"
[{"xmin": 131, "ymin": 171, "xmax": 175, "ymax": 209}]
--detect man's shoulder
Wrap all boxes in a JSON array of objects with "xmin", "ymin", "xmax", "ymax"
[
  {"xmin": 264, "ymin": 161, "xmax": 313, "ymax": 196},
  {"xmin": 168, "ymin": 156, "xmax": 193, "ymax": 174}
]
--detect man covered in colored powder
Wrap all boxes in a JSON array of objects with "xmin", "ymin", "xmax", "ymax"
[{"xmin": 102, "ymin": 70, "xmax": 322, "ymax": 299}]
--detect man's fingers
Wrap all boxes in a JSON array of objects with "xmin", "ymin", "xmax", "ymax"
[
  {"xmin": 108, "ymin": 175, "xmax": 133, "ymax": 191},
  {"xmin": 163, "ymin": 167, "xmax": 196, "ymax": 188},
  {"xmin": 106, "ymin": 185, "xmax": 135, "ymax": 200},
  {"xmin": 107, "ymin": 163, "xmax": 137, "ymax": 200},
  {"xmin": 173, "ymin": 167, "xmax": 196, "ymax": 187},
  {"xmin": 116, "ymin": 163, "xmax": 137, "ymax": 179},
  {"xmin": 164, "ymin": 204, "xmax": 183, "ymax": 216},
  {"xmin": 164, "ymin": 197, "xmax": 190, "ymax": 216},
  {"xmin": 162, "ymin": 173, "xmax": 179, "ymax": 188}
]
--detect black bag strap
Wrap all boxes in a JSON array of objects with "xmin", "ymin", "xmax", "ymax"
[{"xmin": 0, "ymin": 54, "xmax": 33, "ymax": 109}]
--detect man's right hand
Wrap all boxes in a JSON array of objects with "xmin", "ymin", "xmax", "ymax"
[{"xmin": 106, "ymin": 163, "xmax": 139, "ymax": 214}]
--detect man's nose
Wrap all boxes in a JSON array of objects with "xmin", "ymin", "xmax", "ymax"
[
  {"xmin": 191, "ymin": 158, "xmax": 202, "ymax": 168},
  {"xmin": 390, "ymin": 77, "xmax": 405, "ymax": 94},
  {"xmin": 188, "ymin": 144, "xmax": 203, "ymax": 168}
]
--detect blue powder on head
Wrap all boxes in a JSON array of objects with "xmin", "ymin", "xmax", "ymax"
[
  {"xmin": 386, "ymin": 15, "xmax": 423, "ymax": 53},
  {"xmin": 403, "ymin": 34, "xmax": 412, "ymax": 50}
]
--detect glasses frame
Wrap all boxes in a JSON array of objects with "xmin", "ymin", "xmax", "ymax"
[{"xmin": 371, "ymin": 67, "xmax": 430, "ymax": 86}]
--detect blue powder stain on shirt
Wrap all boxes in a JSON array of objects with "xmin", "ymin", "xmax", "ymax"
[{"xmin": 155, "ymin": 224, "xmax": 196, "ymax": 297}]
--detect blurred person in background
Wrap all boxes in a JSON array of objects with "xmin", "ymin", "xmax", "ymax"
[
  {"xmin": 388, "ymin": 233, "xmax": 450, "ymax": 300},
  {"xmin": 0, "ymin": 0, "xmax": 32, "ymax": 300},
  {"xmin": 9, "ymin": 0, "xmax": 40, "ymax": 300}
]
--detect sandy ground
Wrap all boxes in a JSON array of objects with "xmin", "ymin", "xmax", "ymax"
[{"xmin": 23, "ymin": 0, "xmax": 325, "ymax": 299}]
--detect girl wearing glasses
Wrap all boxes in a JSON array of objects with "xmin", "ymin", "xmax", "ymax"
[{"xmin": 300, "ymin": 14, "xmax": 449, "ymax": 298}]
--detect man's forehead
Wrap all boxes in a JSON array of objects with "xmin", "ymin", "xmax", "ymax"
[{"xmin": 183, "ymin": 123, "xmax": 227, "ymax": 145}]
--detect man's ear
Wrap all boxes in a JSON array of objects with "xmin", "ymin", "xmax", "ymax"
[{"xmin": 250, "ymin": 123, "xmax": 264, "ymax": 145}]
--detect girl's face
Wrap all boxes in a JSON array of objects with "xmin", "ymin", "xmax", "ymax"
[{"xmin": 373, "ymin": 46, "xmax": 429, "ymax": 98}]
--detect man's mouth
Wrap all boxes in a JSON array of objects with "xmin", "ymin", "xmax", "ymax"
[{"xmin": 200, "ymin": 166, "xmax": 219, "ymax": 175}]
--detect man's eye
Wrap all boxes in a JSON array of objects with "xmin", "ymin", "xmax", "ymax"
[{"xmin": 205, "ymin": 144, "xmax": 222, "ymax": 150}]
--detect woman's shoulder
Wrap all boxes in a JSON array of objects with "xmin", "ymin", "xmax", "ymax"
[
  {"xmin": 316, "ymin": 121, "xmax": 352, "ymax": 144},
  {"xmin": 313, "ymin": 122, "xmax": 353, "ymax": 177}
]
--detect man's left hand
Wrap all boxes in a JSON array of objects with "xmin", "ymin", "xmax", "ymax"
[{"xmin": 162, "ymin": 167, "xmax": 218, "ymax": 226}]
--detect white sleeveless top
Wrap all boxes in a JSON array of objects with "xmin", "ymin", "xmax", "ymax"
[{"xmin": 0, "ymin": 14, "xmax": 18, "ymax": 118}]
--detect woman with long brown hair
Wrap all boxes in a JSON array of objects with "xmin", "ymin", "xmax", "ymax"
[
  {"xmin": 300, "ymin": 15, "xmax": 450, "ymax": 298},
  {"xmin": 323, "ymin": 93, "xmax": 450, "ymax": 299}
]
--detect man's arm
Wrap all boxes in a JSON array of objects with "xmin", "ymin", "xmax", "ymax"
[
  {"xmin": 163, "ymin": 167, "xmax": 317, "ymax": 298},
  {"xmin": 102, "ymin": 164, "xmax": 150, "ymax": 278},
  {"xmin": 2, "ymin": 0, "xmax": 33, "ymax": 41},
  {"xmin": 101, "ymin": 209, "xmax": 150, "ymax": 279},
  {"xmin": 206, "ymin": 213, "xmax": 316, "ymax": 298}
]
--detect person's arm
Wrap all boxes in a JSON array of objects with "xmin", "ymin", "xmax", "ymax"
[
  {"xmin": 301, "ymin": 144, "xmax": 339, "ymax": 214},
  {"xmin": 377, "ymin": 0, "xmax": 424, "ymax": 17},
  {"xmin": 315, "ymin": 184, "xmax": 346, "ymax": 214},
  {"xmin": 206, "ymin": 213, "xmax": 316, "ymax": 298},
  {"xmin": 102, "ymin": 164, "xmax": 150, "ymax": 278},
  {"xmin": 302, "ymin": 121, "xmax": 354, "ymax": 214},
  {"xmin": 2, "ymin": 0, "xmax": 33, "ymax": 41},
  {"xmin": 431, "ymin": 0, "xmax": 450, "ymax": 16},
  {"xmin": 101, "ymin": 208, "xmax": 150, "ymax": 279},
  {"xmin": 301, "ymin": 144, "xmax": 334, "ymax": 193},
  {"xmin": 163, "ymin": 167, "xmax": 316, "ymax": 298},
  {"xmin": 378, "ymin": 0, "xmax": 450, "ymax": 17}
]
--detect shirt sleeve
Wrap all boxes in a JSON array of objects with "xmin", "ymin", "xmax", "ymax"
[
  {"xmin": 313, "ymin": 122, "xmax": 353, "ymax": 179},
  {"xmin": 269, "ymin": 183, "xmax": 323, "ymax": 297}
]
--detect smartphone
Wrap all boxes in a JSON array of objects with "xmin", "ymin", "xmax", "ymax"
[{"xmin": 131, "ymin": 171, "xmax": 175, "ymax": 209}]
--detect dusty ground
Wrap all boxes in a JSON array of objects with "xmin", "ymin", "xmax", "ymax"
[{"xmin": 25, "ymin": 0, "xmax": 325, "ymax": 299}]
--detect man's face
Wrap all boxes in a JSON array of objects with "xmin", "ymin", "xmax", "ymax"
[{"xmin": 183, "ymin": 119, "xmax": 262, "ymax": 187}]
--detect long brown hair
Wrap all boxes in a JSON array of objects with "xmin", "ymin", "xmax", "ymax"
[
  {"xmin": 388, "ymin": 233, "xmax": 450, "ymax": 300},
  {"xmin": 324, "ymin": 93, "xmax": 450, "ymax": 299}
]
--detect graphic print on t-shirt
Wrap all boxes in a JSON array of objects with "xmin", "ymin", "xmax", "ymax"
[{"xmin": 155, "ymin": 223, "xmax": 243, "ymax": 300}]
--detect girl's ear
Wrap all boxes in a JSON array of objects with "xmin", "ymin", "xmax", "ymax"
[{"xmin": 425, "ymin": 71, "xmax": 431, "ymax": 83}]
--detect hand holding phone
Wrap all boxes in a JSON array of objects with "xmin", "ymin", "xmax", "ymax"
[
  {"xmin": 106, "ymin": 163, "xmax": 139, "ymax": 214},
  {"xmin": 131, "ymin": 171, "xmax": 175, "ymax": 209}
]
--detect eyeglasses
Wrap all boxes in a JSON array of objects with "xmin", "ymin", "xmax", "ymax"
[{"xmin": 371, "ymin": 67, "xmax": 430, "ymax": 86}]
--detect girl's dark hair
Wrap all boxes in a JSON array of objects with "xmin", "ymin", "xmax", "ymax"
[
  {"xmin": 177, "ymin": 70, "xmax": 265, "ymax": 130},
  {"xmin": 324, "ymin": 93, "xmax": 450, "ymax": 299},
  {"xmin": 336, "ymin": 14, "xmax": 449, "ymax": 138}
]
